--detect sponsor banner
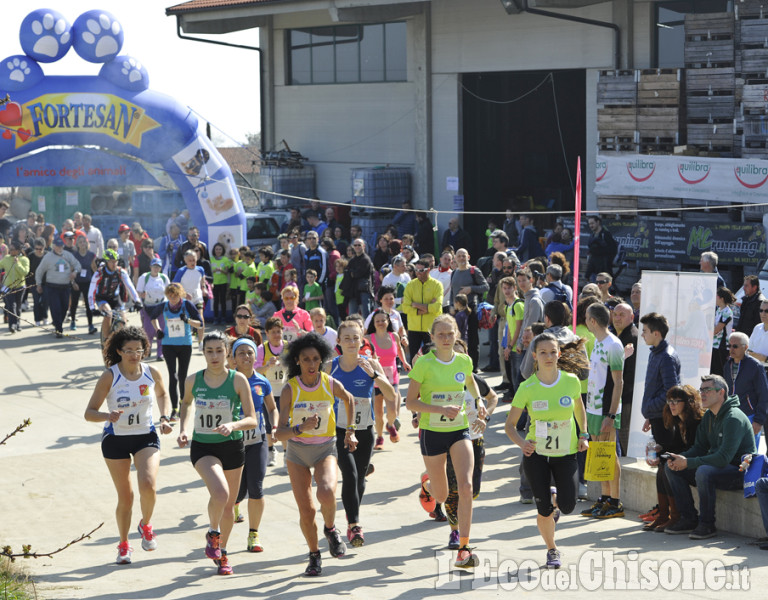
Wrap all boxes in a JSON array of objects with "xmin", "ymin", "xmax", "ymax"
[
  {"xmin": 595, "ymin": 154, "xmax": 768, "ymax": 203},
  {"xmin": 627, "ymin": 271, "xmax": 717, "ymax": 458}
]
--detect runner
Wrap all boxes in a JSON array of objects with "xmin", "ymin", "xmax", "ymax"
[
  {"xmin": 255, "ymin": 317, "xmax": 288, "ymax": 468},
  {"xmin": 366, "ymin": 308, "xmax": 411, "ymax": 448},
  {"xmin": 84, "ymin": 326, "xmax": 173, "ymax": 565},
  {"xmin": 232, "ymin": 337, "xmax": 279, "ymax": 553},
  {"xmin": 88, "ymin": 249, "xmax": 142, "ymax": 346},
  {"xmin": 504, "ymin": 332, "xmax": 589, "ymax": 569},
  {"xmin": 330, "ymin": 320, "xmax": 395, "ymax": 547},
  {"xmin": 275, "ymin": 333, "xmax": 357, "ymax": 576},
  {"xmin": 405, "ymin": 314, "xmax": 486, "ymax": 569},
  {"xmin": 274, "ymin": 286, "xmax": 312, "ymax": 344},
  {"xmin": 177, "ymin": 331, "xmax": 257, "ymax": 575}
]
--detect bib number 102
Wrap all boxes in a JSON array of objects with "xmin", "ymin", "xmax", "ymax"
[{"xmin": 200, "ymin": 414, "xmax": 223, "ymax": 429}]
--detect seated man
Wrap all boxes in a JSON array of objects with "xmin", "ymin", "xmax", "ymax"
[
  {"xmin": 665, "ymin": 374, "xmax": 756, "ymax": 539},
  {"xmin": 723, "ymin": 331, "xmax": 768, "ymax": 447}
]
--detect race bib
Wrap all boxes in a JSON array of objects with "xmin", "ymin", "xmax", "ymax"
[
  {"xmin": 113, "ymin": 396, "xmax": 151, "ymax": 435},
  {"xmin": 167, "ymin": 318, "xmax": 184, "ymax": 338},
  {"xmin": 428, "ymin": 391, "xmax": 466, "ymax": 429},
  {"xmin": 58, "ymin": 263, "xmax": 65, "ymax": 272},
  {"xmin": 535, "ymin": 419, "xmax": 572, "ymax": 456},
  {"xmin": 243, "ymin": 412, "xmax": 264, "ymax": 446},
  {"xmin": 338, "ymin": 396, "xmax": 373, "ymax": 429},
  {"xmin": 194, "ymin": 398, "xmax": 232, "ymax": 435},
  {"xmin": 291, "ymin": 400, "xmax": 332, "ymax": 435},
  {"xmin": 80, "ymin": 269, "xmax": 87, "ymax": 278},
  {"xmin": 266, "ymin": 362, "xmax": 285, "ymax": 385},
  {"xmin": 283, "ymin": 327, "xmax": 299, "ymax": 343}
]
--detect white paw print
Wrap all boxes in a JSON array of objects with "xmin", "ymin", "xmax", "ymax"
[
  {"xmin": 31, "ymin": 12, "xmax": 70, "ymax": 58},
  {"xmin": 121, "ymin": 58, "xmax": 143, "ymax": 83},
  {"xmin": 82, "ymin": 14, "xmax": 121, "ymax": 58},
  {"xmin": 6, "ymin": 57, "xmax": 31, "ymax": 83}
]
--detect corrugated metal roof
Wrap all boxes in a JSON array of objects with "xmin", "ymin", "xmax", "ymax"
[{"xmin": 166, "ymin": 0, "xmax": 289, "ymax": 14}]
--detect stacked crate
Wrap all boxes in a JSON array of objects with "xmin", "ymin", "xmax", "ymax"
[
  {"xmin": 685, "ymin": 13, "xmax": 737, "ymax": 154},
  {"xmin": 637, "ymin": 69, "xmax": 683, "ymax": 153},
  {"xmin": 736, "ymin": 0, "xmax": 768, "ymax": 21},
  {"xmin": 597, "ymin": 70, "xmax": 638, "ymax": 152},
  {"xmin": 735, "ymin": 10, "xmax": 768, "ymax": 157}
]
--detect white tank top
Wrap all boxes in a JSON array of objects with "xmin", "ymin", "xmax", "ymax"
[{"xmin": 103, "ymin": 363, "xmax": 156, "ymax": 437}]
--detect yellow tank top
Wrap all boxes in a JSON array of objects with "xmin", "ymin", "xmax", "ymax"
[
  {"xmin": 288, "ymin": 372, "xmax": 336, "ymax": 438},
  {"xmin": 262, "ymin": 342, "xmax": 286, "ymax": 388}
]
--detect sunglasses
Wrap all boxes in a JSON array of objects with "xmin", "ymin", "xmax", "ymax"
[
  {"xmin": 760, "ymin": 309, "xmax": 768, "ymax": 314},
  {"xmin": 596, "ymin": 280, "xmax": 609, "ymax": 285},
  {"xmin": 699, "ymin": 387, "xmax": 715, "ymax": 394},
  {"xmin": 728, "ymin": 344, "xmax": 743, "ymax": 349},
  {"xmin": 236, "ymin": 314, "xmax": 250, "ymax": 319}
]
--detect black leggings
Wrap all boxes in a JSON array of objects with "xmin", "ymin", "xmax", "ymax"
[
  {"xmin": 237, "ymin": 441, "xmax": 269, "ymax": 504},
  {"xmin": 213, "ymin": 284, "xmax": 228, "ymax": 320},
  {"xmin": 335, "ymin": 427, "xmax": 374, "ymax": 524},
  {"xmin": 522, "ymin": 452, "xmax": 578, "ymax": 517},
  {"xmin": 445, "ymin": 437, "xmax": 485, "ymax": 527},
  {"xmin": 69, "ymin": 285, "xmax": 93, "ymax": 325},
  {"xmin": 163, "ymin": 344, "xmax": 192, "ymax": 410}
]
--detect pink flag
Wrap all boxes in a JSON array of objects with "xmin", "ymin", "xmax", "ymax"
[{"xmin": 572, "ymin": 157, "xmax": 582, "ymax": 330}]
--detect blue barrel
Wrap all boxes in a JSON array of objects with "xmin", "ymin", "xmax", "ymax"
[{"xmin": 351, "ymin": 167, "xmax": 410, "ymax": 208}]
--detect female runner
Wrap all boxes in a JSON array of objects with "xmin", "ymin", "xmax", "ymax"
[
  {"xmin": 84, "ymin": 326, "xmax": 173, "ymax": 564},
  {"xmin": 366, "ymin": 308, "xmax": 410, "ymax": 448},
  {"xmin": 177, "ymin": 331, "xmax": 257, "ymax": 575},
  {"xmin": 504, "ymin": 332, "xmax": 589, "ymax": 569},
  {"xmin": 275, "ymin": 333, "xmax": 357, "ymax": 576},
  {"xmin": 330, "ymin": 320, "xmax": 395, "ymax": 547},
  {"xmin": 255, "ymin": 317, "xmax": 288, "ymax": 468},
  {"xmin": 405, "ymin": 314, "xmax": 485, "ymax": 569},
  {"xmin": 232, "ymin": 337, "xmax": 279, "ymax": 552}
]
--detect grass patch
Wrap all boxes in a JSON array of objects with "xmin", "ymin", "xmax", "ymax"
[{"xmin": 0, "ymin": 557, "xmax": 33, "ymax": 600}]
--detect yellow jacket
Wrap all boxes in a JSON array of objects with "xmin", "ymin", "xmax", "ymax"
[{"xmin": 401, "ymin": 276, "xmax": 443, "ymax": 333}]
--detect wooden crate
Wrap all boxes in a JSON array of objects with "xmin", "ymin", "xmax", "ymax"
[
  {"xmin": 686, "ymin": 67, "xmax": 735, "ymax": 91},
  {"xmin": 737, "ymin": 0, "xmax": 768, "ymax": 20},
  {"xmin": 638, "ymin": 197, "xmax": 684, "ymax": 211},
  {"xmin": 741, "ymin": 48, "xmax": 768, "ymax": 75},
  {"xmin": 639, "ymin": 139, "xmax": 678, "ymax": 154},
  {"xmin": 597, "ymin": 135, "xmax": 638, "ymax": 153},
  {"xmin": 738, "ymin": 19, "xmax": 768, "ymax": 46},
  {"xmin": 687, "ymin": 95, "xmax": 735, "ymax": 120},
  {"xmin": 638, "ymin": 69, "xmax": 682, "ymax": 106},
  {"xmin": 597, "ymin": 70, "xmax": 638, "ymax": 106},
  {"xmin": 741, "ymin": 83, "xmax": 768, "ymax": 113},
  {"xmin": 597, "ymin": 106, "xmax": 637, "ymax": 136},
  {"xmin": 686, "ymin": 67, "xmax": 736, "ymax": 120},
  {"xmin": 597, "ymin": 196, "xmax": 638, "ymax": 212},
  {"xmin": 687, "ymin": 122, "xmax": 735, "ymax": 149},
  {"xmin": 685, "ymin": 13, "xmax": 735, "ymax": 67},
  {"xmin": 637, "ymin": 107, "xmax": 681, "ymax": 138},
  {"xmin": 742, "ymin": 146, "xmax": 768, "ymax": 158}
]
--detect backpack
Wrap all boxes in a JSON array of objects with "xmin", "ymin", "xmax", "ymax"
[
  {"xmin": 477, "ymin": 301, "xmax": 497, "ymax": 330},
  {"xmin": 545, "ymin": 282, "xmax": 572, "ymax": 310}
]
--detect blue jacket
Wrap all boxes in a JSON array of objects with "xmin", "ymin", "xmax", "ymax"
[
  {"xmin": 723, "ymin": 355, "xmax": 768, "ymax": 426},
  {"xmin": 642, "ymin": 339, "xmax": 681, "ymax": 420}
]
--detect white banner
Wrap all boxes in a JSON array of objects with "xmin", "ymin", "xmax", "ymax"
[
  {"xmin": 596, "ymin": 154, "xmax": 768, "ymax": 203},
  {"xmin": 627, "ymin": 271, "xmax": 717, "ymax": 458}
]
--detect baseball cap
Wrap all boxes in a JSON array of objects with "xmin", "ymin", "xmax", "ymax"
[
  {"xmin": 52, "ymin": 237, "xmax": 64, "ymax": 246},
  {"xmin": 150, "ymin": 257, "xmax": 162, "ymax": 267},
  {"xmin": 118, "ymin": 224, "xmax": 130, "ymax": 233},
  {"xmin": 63, "ymin": 231, "xmax": 75, "ymax": 239}
]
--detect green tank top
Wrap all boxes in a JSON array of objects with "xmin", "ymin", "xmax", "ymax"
[{"xmin": 191, "ymin": 369, "xmax": 243, "ymax": 443}]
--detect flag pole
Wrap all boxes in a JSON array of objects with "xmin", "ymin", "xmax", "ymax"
[{"xmin": 572, "ymin": 156, "xmax": 582, "ymax": 331}]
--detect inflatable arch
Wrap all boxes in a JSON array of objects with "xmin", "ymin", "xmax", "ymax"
[{"xmin": 0, "ymin": 8, "xmax": 247, "ymax": 251}]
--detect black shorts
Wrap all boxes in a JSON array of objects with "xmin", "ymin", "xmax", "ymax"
[
  {"xmin": 190, "ymin": 438, "xmax": 245, "ymax": 470},
  {"xmin": 95, "ymin": 296, "xmax": 120, "ymax": 311},
  {"xmin": 101, "ymin": 431, "xmax": 160, "ymax": 460},
  {"xmin": 419, "ymin": 428, "xmax": 471, "ymax": 457}
]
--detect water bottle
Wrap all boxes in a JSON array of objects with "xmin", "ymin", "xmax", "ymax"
[
  {"xmin": 645, "ymin": 436, "xmax": 659, "ymax": 464},
  {"xmin": 740, "ymin": 453, "xmax": 753, "ymax": 472}
]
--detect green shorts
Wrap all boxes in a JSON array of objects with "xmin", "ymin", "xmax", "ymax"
[{"xmin": 587, "ymin": 412, "xmax": 621, "ymax": 438}]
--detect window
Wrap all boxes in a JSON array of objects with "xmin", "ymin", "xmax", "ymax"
[
  {"xmin": 288, "ymin": 22, "xmax": 407, "ymax": 84},
  {"xmin": 655, "ymin": 1, "xmax": 731, "ymax": 67}
]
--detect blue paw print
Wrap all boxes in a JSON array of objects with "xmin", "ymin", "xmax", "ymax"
[
  {"xmin": 100, "ymin": 56, "xmax": 149, "ymax": 92},
  {"xmin": 0, "ymin": 55, "xmax": 44, "ymax": 91},
  {"xmin": 72, "ymin": 10, "xmax": 124, "ymax": 63},
  {"xmin": 19, "ymin": 9, "xmax": 72, "ymax": 63}
]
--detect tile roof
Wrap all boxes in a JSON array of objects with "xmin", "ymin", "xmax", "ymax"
[
  {"xmin": 217, "ymin": 146, "xmax": 261, "ymax": 174},
  {"xmin": 166, "ymin": 0, "xmax": 288, "ymax": 14}
]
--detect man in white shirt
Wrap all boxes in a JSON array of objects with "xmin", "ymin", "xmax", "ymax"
[
  {"xmin": 82, "ymin": 214, "xmax": 104, "ymax": 257},
  {"xmin": 429, "ymin": 249, "xmax": 453, "ymax": 313},
  {"xmin": 381, "ymin": 256, "xmax": 411, "ymax": 308}
]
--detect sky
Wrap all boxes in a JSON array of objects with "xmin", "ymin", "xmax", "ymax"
[{"xmin": 0, "ymin": 1, "xmax": 261, "ymax": 147}]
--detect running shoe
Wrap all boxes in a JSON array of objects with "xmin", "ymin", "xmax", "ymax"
[
  {"xmin": 137, "ymin": 520, "xmax": 157, "ymax": 551},
  {"xmin": 305, "ymin": 551, "xmax": 322, "ymax": 576},
  {"xmin": 580, "ymin": 500, "xmax": 604, "ymax": 517},
  {"xmin": 455, "ymin": 546, "xmax": 479, "ymax": 569},
  {"xmin": 393, "ymin": 417, "xmax": 401, "ymax": 431},
  {"xmin": 247, "ymin": 530, "xmax": 263, "ymax": 552},
  {"xmin": 387, "ymin": 424, "xmax": 400, "ymax": 443},
  {"xmin": 234, "ymin": 504, "xmax": 244, "ymax": 523},
  {"xmin": 519, "ymin": 496, "xmax": 534, "ymax": 505},
  {"xmin": 88, "ymin": 325, "xmax": 97, "ymax": 335},
  {"xmin": 69, "ymin": 320, "xmax": 76, "ymax": 331},
  {"xmin": 366, "ymin": 463, "xmax": 375, "ymax": 477},
  {"xmin": 595, "ymin": 502, "xmax": 625, "ymax": 519},
  {"xmin": 268, "ymin": 447, "xmax": 276, "ymax": 467},
  {"xmin": 419, "ymin": 473, "xmax": 436, "ymax": 513},
  {"xmin": 374, "ymin": 435, "xmax": 384, "ymax": 450},
  {"xmin": 216, "ymin": 550, "xmax": 233, "ymax": 575},
  {"xmin": 348, "ymin": 525, "xmax": 364, "ymax": 548},
  {"xmin": 639, "ymin": 505, "xmax": 659, "ymax": 522},
  {"xmin": 205, "ymin": 530, "xmax": 222, "ymax": 560},
  {"xmin": 170, "ymin": 409, "xmax": 179, "ymax": 423},
  {"xmin": 324, "ymin": 525, "xmax": 346, "ymax": 557},
  {"xmin": 116, "ymin": 541, "xmax": 133, "ymax": 565},
  {"xmin": 430, "ymin": 503, "xmax": 447, "ymax": 522},
  {"xmin": 545, "ymin": 548, "xmax": 561, "ymax": 569},
  {"xmin": 448, "ymin": 530, "xmax": 460, "ymax": 550}
]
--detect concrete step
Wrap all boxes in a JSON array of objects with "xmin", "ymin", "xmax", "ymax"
[{"xmin": 587, "ymin": 458, "xmax": 764, "ymax": 538}]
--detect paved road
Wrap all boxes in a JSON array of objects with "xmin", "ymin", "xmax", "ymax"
[{"xmin": 1, "ymin": 314, "xmax": 766, "ymax": 599}]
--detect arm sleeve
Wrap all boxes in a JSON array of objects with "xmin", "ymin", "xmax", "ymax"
[
  {"xmin": 121, "ymin": 270, "xmax": 141, "ymax": 302},
  {"xmin": 401, "ymin": 282, "xmax": 415, "ymax": 318},
  {"xmin": 88, "ymin": 270, "xmax": 100, "ymax": 309},
  {"xmin": 173, "ymin": 268, "xmax": 184, "ymax": 283},
  {"xmin": 648, "ymin": 354, "xmax": 681, "ymax": 417},
  {"xmin": 184, "ymin": 300, "xmax": 202, "ymax": 322},
  {"xmin": 318, "ymin": 248, "xmax": 328, "ymax": 283},
  {"xmin": 685, "ymin": 419, "xmax": 748, "ymax": 469},
  {"xmin": 520, "ymin": 344, "xmax": 535, "ymax": 380},
  {"xmin": 471, "ymin": 269, "xmax": 489, "ymax": 295}
]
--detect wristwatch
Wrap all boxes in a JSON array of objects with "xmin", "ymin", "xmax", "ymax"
[
  {"xmin": 346, "ymin": 425, "xmax": 357, "ymax": 431},
  {"xmin": 607, "ymin": 414, "xmax": 616, "ymax": 420},
  {"xmin": 370, "ymin": 371, "xmax": 379, "ymax": 380}
]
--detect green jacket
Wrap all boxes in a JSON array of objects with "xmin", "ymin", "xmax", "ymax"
[
  {"xmin": 682, "ymin": 394, "xmax": 756, "ymax": 469},
  {"xmin": 0, "ymin": 254, "xmax": 30, "ymax": 289}
]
